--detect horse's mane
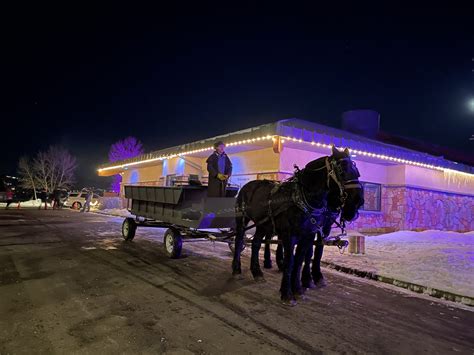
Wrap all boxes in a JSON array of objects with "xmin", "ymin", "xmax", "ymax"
[{"xmin": 304, "ymin": 155, "xmax": 328, "ymax": 171}]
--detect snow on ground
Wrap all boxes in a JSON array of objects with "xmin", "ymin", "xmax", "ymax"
[
  {"xmin": 323, "ymin": 230, "xmax": 474, "ymax": 298},
  {"xmin": 96, "ymin": 208, "xmax": 133, "ymax": 217},
  {"xmin": 0, "ymin": 199, "xmax": 52, "ymax": 208}
]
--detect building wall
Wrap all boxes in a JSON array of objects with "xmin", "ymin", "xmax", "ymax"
[
  {"xmin": 122, "ymin": 164, "xmax": 163, "ymax": 185},
  {"xmin": 279, "ymin": 146, "xmax": 474, "ymax": 232},
  {"xmin": 279, "ymin": 147, "xmax": 389, "ymax": 184},
  {"xmin": 225, "ymin": 148, "xmax": 280, "ymax": 187},
  {"xmin": 163, "ymin": 157, "xmax": 185, "ymax": 176},
  {"xmin": 349, "ymin": 186, "xmax": 474, "ymax": 233},
  {"xmin": 404, "ymin": 187, "xmax": 473, "ymax": 232},
  {"xmin": 118, "ymin": 144, "xmax": 474, "ymax": 232},
  {"xmin": 387, "ymin": 165, "xmax": 474, "ymax": 196},
  {"xmin": 183, "ymin": 156, "xmax": 205, "ymax": 177},
  {"xmin": 348, "ymin": 186, "xmax": 405, "ymax": 233},
  {"xmin": 279, "ymin": 147, "xmax": 325, "ymax": 172}
]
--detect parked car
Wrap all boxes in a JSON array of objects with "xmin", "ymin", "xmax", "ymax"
[{"xmin": 64, "ymin": 191, "xmax": 100, "ymax": 210}]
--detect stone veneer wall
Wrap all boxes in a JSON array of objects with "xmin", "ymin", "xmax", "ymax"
[
  {"xmin": 404, "ymin": 187, "xmax": 473, "ymax": 232},
  {"xmin": 348, "ymin": 186, "xmax": 473, "ymax": 233},
  {"xmin": 348, "ymin": 186, "xmax": 405, "ymax": 233}
]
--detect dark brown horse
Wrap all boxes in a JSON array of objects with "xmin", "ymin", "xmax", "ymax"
[{"xmin": 232, "ymin": 146, "xmax": 364, "ymax": 305}]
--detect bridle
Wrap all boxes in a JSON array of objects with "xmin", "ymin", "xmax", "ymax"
[
  {"xmin": 325, "ymin": 157, "xmax": 362, "ymax": 209},
  {"xmin": 293, "ymin": 155, "xmax": 362, "ymax": 236},
  {"xmin": 298, "ymin": 156, "xmax": 361, "ymax": 209}
]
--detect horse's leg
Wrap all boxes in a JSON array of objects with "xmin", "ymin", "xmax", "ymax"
[
  {"xmin": 280, "ymin": 235, "xmax": 296, "ymax": 306},
  {"xmin": 312, "ymin": 233, "xmax": 327, "ymax": 287},
  {"xmin": 291, "ymin": 236, "xmax": 311, "ymax": 298},
  {"xmin": 302, "ymin": 242, "xmax": 315, "ymax": 289},
  {"xmin": 250, "ymin": 227, "xmax": 266, "ymax": 281},
  {"xmin": 232, "ymin": 216, "xmax": 248, "ymax": 277},
  {"xmin": 263, "ymin": 234, "xmax": 272, "ymax": 269},
  {"xmin": 276, "ymin": 241, "xmax": 284, "ymax": 271}
]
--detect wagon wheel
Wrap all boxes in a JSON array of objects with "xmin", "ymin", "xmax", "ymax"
[
  {"xmin": 122, "ymin": 218, "xmax": 137, "ymax": 241},
  {"xmin": 164, "ymin": 228, "xmax": 183, "ymax": 259}
]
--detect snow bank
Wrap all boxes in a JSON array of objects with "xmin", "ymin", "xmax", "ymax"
[
  {"xmin": 95, "ymin": 208, "xmax": 133, "ymax": 217},
  {"xmin": 323, "ymin": 230, "xmax": 474, "ymax": 298},
  {"xmin": 98, "ymin": 197, "xmax": 126, "ymax": 210},
  {"xmin": 0, "ymin": 199, "xmax": 52, "ymax": 208}
]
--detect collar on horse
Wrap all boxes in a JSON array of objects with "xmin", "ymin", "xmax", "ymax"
[
  {"xmin": 291, "ymin": 156, "xmax": 361, "ymax": 235},
  {"xmin": 242, "ymin": 155, "xmax": 360, "ymax": 239}
]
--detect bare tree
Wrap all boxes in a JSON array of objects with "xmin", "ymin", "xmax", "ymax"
[
  {"xmin": 53, "ymin": 146, "xmax": 77, "ymax": 189},
  {"xmin": 33, "ymin": 150, "xmax": 51, "ymax": 192},
  {"xmin": 33, "ymin": 146, "xmax": 77, "ymax": 192},
  {"xmin": 18, "ymin": 156, "xmax": 38, "ymax": 200}
]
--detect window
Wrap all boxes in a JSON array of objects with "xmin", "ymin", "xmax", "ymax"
[{"xmin": 360, "ymin": 182, "xmax": 381, "ymax": 211}]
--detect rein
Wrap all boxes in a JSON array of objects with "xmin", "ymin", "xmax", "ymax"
[
  {"xmin": 239, "ymin": 154, "xmax": 361, "ymax": 241},
  {"xmin": 294, "ymin": 156, "xmax": 360, "ymax": 237}
]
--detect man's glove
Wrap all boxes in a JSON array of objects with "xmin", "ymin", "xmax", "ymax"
[{"xmin": 217, "ymin": 173, "xmax": 227, "ymax": 181}]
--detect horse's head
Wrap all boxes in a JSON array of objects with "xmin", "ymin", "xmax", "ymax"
[{"xmin": 326, "ymin": 146, "xmax": 364, "ymax": 222}]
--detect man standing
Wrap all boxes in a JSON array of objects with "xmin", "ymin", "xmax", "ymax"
[
  {"xmin": 80, "ymin": 189, "xmax": 93, "ymax": 213},
  {"xmin": 52, "ymin": 189, "xmax": 61, "ymax": 209},
  {"xmin": 206, "ymin": 141, "xmax": 232, "ymax": 197},
  {"xmin": 5, "ymin": 188, "xmax": 13, "ymax": 210}
]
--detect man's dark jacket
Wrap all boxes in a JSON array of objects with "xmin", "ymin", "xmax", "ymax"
[{"xmin": 206, "ymin": 152, "xmax": 232, "ymax": 197}]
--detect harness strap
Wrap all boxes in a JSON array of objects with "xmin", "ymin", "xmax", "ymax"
[
  {"xmin": 344, "ymin": 179, "xmax": 362, "ymax": 190},
  {"xmin": 325, "ymin": 158, "xmax": 344, "ymax": 197}
]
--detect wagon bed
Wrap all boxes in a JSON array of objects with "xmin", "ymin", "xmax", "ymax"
[
  {"xmin": 124, "ymin": 185, "xmax": 238, "ymax": 229},
  {"xmin": 121, "ymin": 185, "xmax": 240, "ymax": 258}
]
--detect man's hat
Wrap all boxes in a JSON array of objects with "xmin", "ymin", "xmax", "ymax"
[{"xmin": 213, "ymin": 141, "xmax": 225, "ymax": 149}]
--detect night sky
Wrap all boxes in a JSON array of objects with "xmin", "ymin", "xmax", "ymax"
[{"xmin": 1, "ymin": 6, "xmax": 473, "ymax": 188}]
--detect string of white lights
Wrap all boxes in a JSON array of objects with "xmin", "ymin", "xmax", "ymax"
[{"xmin": 97, "ymin": 135, "xmax": 474, "ymax": 177}]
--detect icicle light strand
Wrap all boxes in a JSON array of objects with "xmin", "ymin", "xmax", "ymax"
[{"xmin": 97, "ymin": 135, "xmax": 474, "ymax": 177}]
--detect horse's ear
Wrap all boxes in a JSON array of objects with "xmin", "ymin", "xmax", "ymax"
[
  {"xmin": 331, "ymin": 145, "xmax": 338, "ymax": 155},
  {"xmin": 344, "ymin": 148, "xmax": 350, "ymax": 155}
]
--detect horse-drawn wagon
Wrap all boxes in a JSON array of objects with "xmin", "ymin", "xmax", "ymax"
[
  {"xmin": 121, "ymin": 184, "xmax": 241, "ymax": 258},
  {"xmin": 121, "ymin": 180, "xmax": 350, "ymax": 260},
  {"xmin": 119, "ymin": 148, "xmax": 361, "ymax": 305}
]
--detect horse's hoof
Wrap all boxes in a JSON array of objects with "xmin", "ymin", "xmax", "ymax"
[
  {"xmin": 294, "ymin": 293, "xmax": 306, "ymax": 301},
  {"xmin": 314, "ymin": 278, "xmax": 327, "ymax": 288},
  {"xmin": 263, "ymin": 262, "xmax": 272, "ymax": 269},
  {"xmin": 302, "ymin": 280, "xmax": 316, "ymax": 289},
  {"xmin": 232, "ymin": 271, "xmax": 244, "ymax": 280},
  {"xmin": 253, "ymin": 275, "xmax": 266, "ymax": 283},
  {"xmin": 281, "ymin": 298, "xmax": 298, "ymax": 307}
]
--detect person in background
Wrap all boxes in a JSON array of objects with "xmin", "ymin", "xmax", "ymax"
[
  {"xmin": 80, "ymin": 189, "xmax": 93, "ymax": 213},
  {"xmin": 206, "ymin": 141, "xmax": 232, "ymax": 197},
  {"xmin": 59, "ymin": 190, "xmax": 69, "ymax": 209},
  {"xmin": 52, "ymin": 189, "xmax": 61, "ymax": 209},
  {"xmin": 5, "ymin": 188, "xmax": 14, "ymax": 210}
]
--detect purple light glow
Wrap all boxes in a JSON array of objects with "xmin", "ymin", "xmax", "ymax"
[{"xmin": 108, "ymin": 137, "xmax": 144, "ymax": 192}]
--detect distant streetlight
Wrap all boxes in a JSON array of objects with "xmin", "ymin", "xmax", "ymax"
[{"xmin": 469, "ymin": 99, "xmax": 474, "ymax": 111}]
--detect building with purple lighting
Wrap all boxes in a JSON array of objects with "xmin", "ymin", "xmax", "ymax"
[{"xmin": 98, "ymin": 113, "xmax": 474, "ymax": 233}]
